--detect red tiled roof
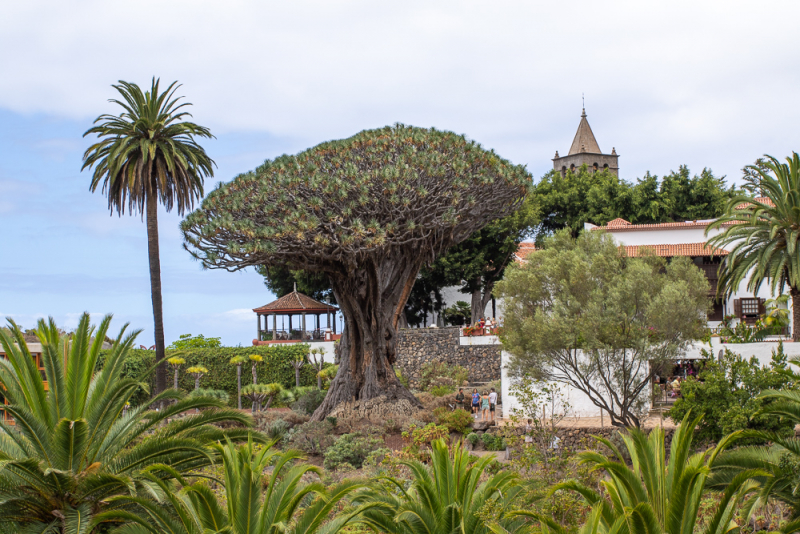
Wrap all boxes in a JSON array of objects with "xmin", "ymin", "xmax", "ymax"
[
  {"xmin": 514, "ymin": 242, "xmax": 537, "ymax": 262},
  {"xmin": 594, "ymin": 219, "xmax": 734, "ymax": 232},
  {"xmin": 254, "ymin": 291, "xmax": 338, "ymax": 314},
  {"xmin": 736, "ymin": 196, "xmax": 775, "ymax": 209},
  {"xmin": 622, "ymin": 243, "xmax": 729, "ymax": 258}
]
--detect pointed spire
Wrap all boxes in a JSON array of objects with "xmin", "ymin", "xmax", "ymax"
[
  {"xmin": 568, "ymin": 108, "xmax": 601, "ymax": 155},
  {"xmin": 293, "ymin": 282, "xmax": 297, "ymax": 292}
]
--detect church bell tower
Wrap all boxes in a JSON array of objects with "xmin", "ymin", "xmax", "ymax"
[{"xmin": 553, "ymin": 108, "xmax": 619, "ymax": 177}]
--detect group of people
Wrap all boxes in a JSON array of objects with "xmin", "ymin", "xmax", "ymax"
[
  {"xmin": 473, "ymin": 317, "xmax": 499, "ymax": 330},
  {"xmin": 455, "ymin": 387, "xmax": 498, "ymax": 422}
]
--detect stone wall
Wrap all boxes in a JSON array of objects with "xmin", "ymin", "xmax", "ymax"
[{"xmin": 395, "ymin": 327, "xmax": 501, "ymax": 387}]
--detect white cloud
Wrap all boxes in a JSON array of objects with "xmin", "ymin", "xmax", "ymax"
[{"xmin": 0, "ymin": 1, "xmax": 798, "ymax": 180}]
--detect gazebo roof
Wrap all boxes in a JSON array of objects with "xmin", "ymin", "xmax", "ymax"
[{"xmin": 253, "ymin": 291, "xmax": 338, "ymax": 315}]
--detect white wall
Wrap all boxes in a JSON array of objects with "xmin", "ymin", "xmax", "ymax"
[{"xmin": 502, "ymin": 340, "xmax": 800, "ymax": 420}]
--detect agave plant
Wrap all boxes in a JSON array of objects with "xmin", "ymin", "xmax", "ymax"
[
  {"xmin": 526, "ymin": 413, "xmax": 758, "ymax": 534},
  {"xmin": 98, "ymin": 438, "xmax": 372, "ymax": 534},
  {"xmin": 355, "ymin": 439, "xmax": 527, "ymax": 534},
  {"xmin": 0, "ymin": 313, "xmax": 251, "ymax": 533}
]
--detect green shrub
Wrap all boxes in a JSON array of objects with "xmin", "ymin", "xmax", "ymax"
[
  {"xmin": 102, "ymin": 345, "xmax": 318, "ymax": 408},
  {"xmin": 291, "ymin": 389, "xmax": 327, "ymax": 415},
  {"xmin": 395, "ymin": 367, "xmax": 410, "ymax": 388},
  {"xmin": 481, "ymin": 432, "xmax": 506, "ymax": 451},
  {"xmin": 430, "ymin": 385, "xmax": 454, "ymax": 397},
  {"xmin": 167, "ymin": 333, "xmax": 222, "ymax": 350},
  {"xmin": 434, "ymin": 407, "xmax": 473, "ymax": 434},
  {"xmin": 287, "ymin": 420, "xmax": 337, "ymax": 455},
  {"xmin": 323, "ymin": 432, "xmax": 385, "ymax": 471},
  {"xmin": 418, "ymin": 361, "xmax": 468, "ymax": 392},
  {"xmin": 667, "ymin": 344, "xmax": 795, "ymax": 443},
  {"xmin": 265, "ymin": 419, "xmax": 290, "ymax": 441},
  {"xmin": 466, "ymin": 432, "xmax": 479, "ymax": 445}
]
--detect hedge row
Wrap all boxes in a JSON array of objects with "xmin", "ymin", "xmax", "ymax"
[{"xmin": 101, "ymin": 345, "xmax": 319, "ymax": 407}]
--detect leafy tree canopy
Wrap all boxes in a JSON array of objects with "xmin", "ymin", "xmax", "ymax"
[
  {"xmin": 167, "ymin": 332, "xmax": 222, "ymax": 350},
  {"xmin": 497, "ymin": 228, "xmax": 710, "ymax": 427},
  {"xmin": 534, "ymin": 164, "xmax": 735, "ymax": 240}
]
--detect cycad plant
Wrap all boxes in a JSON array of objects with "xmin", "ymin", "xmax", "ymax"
[
  {"xmin": 0, "ymin": 313, "xmax": 250, "ymax": 533},
  {"xmin": 82, "ymin": 78, "xmax": 215, "ymax": 394},
  {"xmin": 707, "ymin": 152, "xmax": 800, "ymax": 341},
  {"xmin": 98, "ymin": 438, "xmax": 371, "ymax": 534},
  {"xmin": 710, "ymin": 389, "xmax": 800, "ymax": 533},
  {"xmin": 531, "ymin": 413, "xmax": 756, "ymax": 534},
  {"xmin": 356, "ymin": 439, "xmax": 526, "ymax": 534}
]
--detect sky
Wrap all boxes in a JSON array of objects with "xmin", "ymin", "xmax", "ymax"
[{"xmin": 1, "ymin": 1, "xmax": 799, "ymax": 346}]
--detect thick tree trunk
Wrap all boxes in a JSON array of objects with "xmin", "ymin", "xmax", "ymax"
[
  {"xmin": 470, "ymin": 276, "xmax": 483, "ymax": 325},
  {"xmin": 792, "ymin": 287, "xmax": 800, "ymax": 342},
  {"xmin": 312, "ymin": 254, "xmax": 424, "ymax": 421},
  {"xmin": 237, "ymin": 365, "xmax": 242, "ymax": 409},
  {"xmin": 146, "ymin": 194, "xmax": 167, "ymax": 397}
]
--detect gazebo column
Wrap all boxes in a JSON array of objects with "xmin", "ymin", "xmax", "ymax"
[
  {"xmin": 272, "ymin": 314, "xmax": 277, "ymax": 340},
  {"xmin": 256, "ymin": 313, "xmax": 261, "ymax": 340},
  {"xmin": 302, "ymin": 313, "xmax": 307, "ymax": 341}
]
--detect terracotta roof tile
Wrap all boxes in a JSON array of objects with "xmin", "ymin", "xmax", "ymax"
[
  {"xmin": 514, "ymin": 242, "xmax": 537, "ymax": 262},
  {"xmin": 594, "ymin": 219, "xmax": 733, "ymax": 232},
  {"xmin": 736, "ymin": 196, "xmax": 775, "ymax": 209},
  {"xmin": 622, "ymin": 243, "xmax": 729, "ymax": 258},
  {"xmin": 253, "ymin": 291, "xmax": 338, "ymax": 314}
]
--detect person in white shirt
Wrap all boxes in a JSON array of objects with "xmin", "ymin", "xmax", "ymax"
[{"xmin": 488, "ymin": 388, "xmax": 498, "ymax": 422}]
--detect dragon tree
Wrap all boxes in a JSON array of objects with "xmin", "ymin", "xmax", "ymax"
[{"xmin": 182, "ymin": 125, "xmax": 530, "ymax": 419}]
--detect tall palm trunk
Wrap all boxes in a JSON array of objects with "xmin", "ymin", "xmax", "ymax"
[
  {"xmin": 792, "ymin": 287, "xmax": 800, "ymax": 342},
  {"xmin": 146, "ymin": 194, "xmax": 167, "ymax": 396}
]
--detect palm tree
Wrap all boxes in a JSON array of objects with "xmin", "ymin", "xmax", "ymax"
[
  {"xmin": 709, "ymin": 389, "xmax": 800, "ymax": 533},
  {"xmin": 0, "ymin": 313, "xmax": 250, "ymax": 533},
  {"xmin": 707, "ymin": 153, "xmax": 800, "ymax": 341},
  {"xmin": 97, "ymin": 438, "xmax": 371, "ymax": 534},
  {"xmin": 82, "ymin": 78, "xmax": 215, "ymax": 395},
  {"xmin": 529, "ymin": 413, "xmax": 757, "ymax": 534},
  {"xmin": 355, "ymin": 439, "xmax": 527, "ymax": 534}
]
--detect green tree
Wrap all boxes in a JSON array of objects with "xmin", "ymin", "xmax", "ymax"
[
  {"xmin": 230, "ymin": 355, "xmax": 246, "ymax": 409},
  {"xmin": 533, "ymin": 165, "xmax": 734, "ymax": 242},
  {"xmin": 496, "ymin": 229, "xmax": 710, "ymax": 427},
  {"xmin": 0, "ymin": 313, "xmax": 249, "ymax": 533},
  {"xmin": 707, "ymin": 153, "xmax": 800, "ymax": 341},
  {"xmin": 181, "ymin": 125, "xmax": 530, "ymax": 419},
  {"xmin": 98, "ymin": 439, "xmax": 370, "ymax": 534},
  {"xmin": 168, "ymin": 333, "xmax": 222, "ymax": 350},
  {"xmin": 443, "ymin": 300, "xmax": 472, "ymax": 326},
  {"xmin": 532, "ymin": 414, "xmax": 756, "ymax": 534},
  {"xmin": 242, "ymin": 382, "xmax": 283, "ymax": 412},
  {"xmin": 256, "ymin": 265, "xmax": 336, "ymax": 303},
  {"xmin": 82, "ymin": 78, "xmax": 215, "ymax": 396},
  {"xmin": 356, "ymin": 439, "xmax": 528, "ymax": 534},
  {"xmin": 668, "ymin": 346, "xmax": 795, "ymax": 443}
]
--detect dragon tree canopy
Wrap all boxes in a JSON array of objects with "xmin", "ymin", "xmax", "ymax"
[{"xmin": 182, "ymin": 124, "xmax": 531, "ymax": 420}]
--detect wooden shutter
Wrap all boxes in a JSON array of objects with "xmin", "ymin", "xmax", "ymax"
[{"xmin": 733, "ymin": 299, "xmax": 741, "ymax": 317}]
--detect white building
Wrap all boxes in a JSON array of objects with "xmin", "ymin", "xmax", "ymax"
[{"xmin": 586, "ymin": 209, "xmax": 790, "ymax": 331}]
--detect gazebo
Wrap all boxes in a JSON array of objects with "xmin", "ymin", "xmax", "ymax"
[{"xmin": 253, "ymin": 289, "xmax": 339, "ymax": 343}]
